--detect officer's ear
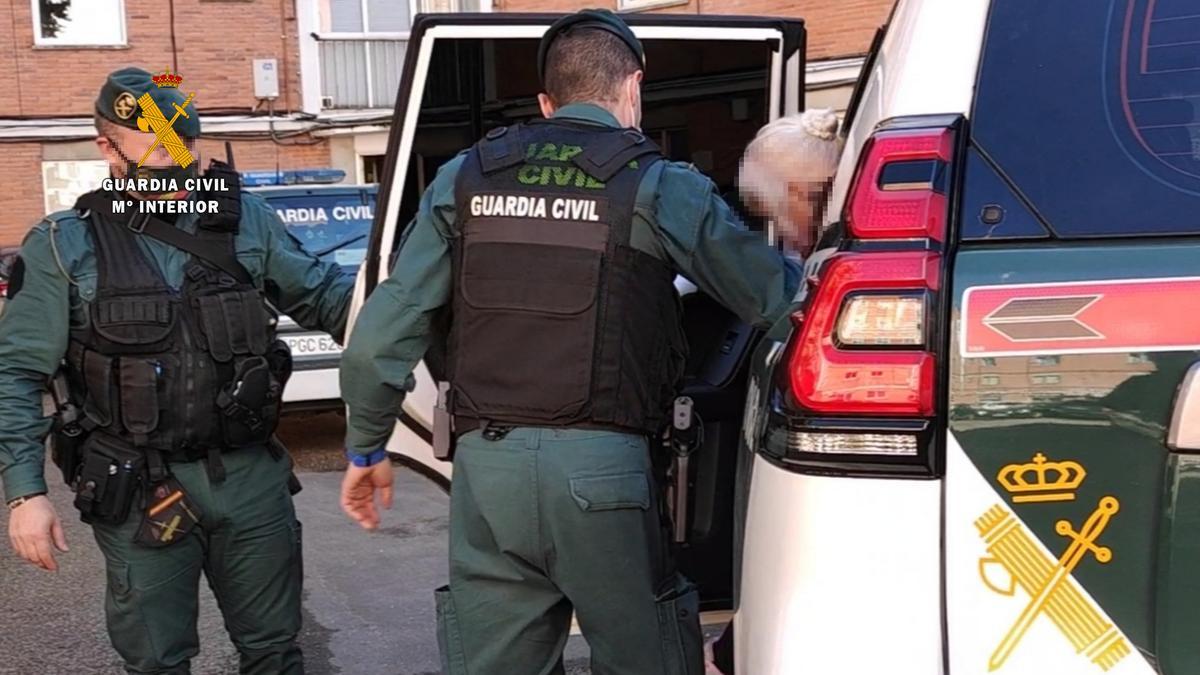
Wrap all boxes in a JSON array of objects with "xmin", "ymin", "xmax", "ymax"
[
  {"xmin": 537, "ymin": 93, "xmax": 558, "ymax": 119},
  {"xmin": 625, "ymin": 70, "xmax": 643, "ymax": 129}
]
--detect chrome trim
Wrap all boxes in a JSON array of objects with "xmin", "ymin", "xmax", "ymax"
[{"xmin": 1168, "ymin": 362, "xmax": 1200, "ymax": 451}]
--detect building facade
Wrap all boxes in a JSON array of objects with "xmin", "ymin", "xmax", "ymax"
[{"xmin": 0, "ymin": 0, "xmax": 891, "ymax": 246}]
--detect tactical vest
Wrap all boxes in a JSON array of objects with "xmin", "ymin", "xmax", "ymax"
[
  {"xmin": 63, "ymin": 163, "xmax": 291, "ymax": 481},
  {"xmin": 447, "ymin": 118, "xmax": 687, "ymax": 435}
]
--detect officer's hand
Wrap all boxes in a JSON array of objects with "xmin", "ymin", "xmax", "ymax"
[
  {"xmin": 340, "ymin": 461, "xmax": 394, "ymax": 530},
  {"xmin": 8, "ymin": 495, "xmax": 69, "ymax": 571}
]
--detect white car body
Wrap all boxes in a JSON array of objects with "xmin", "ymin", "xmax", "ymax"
[{"xmin": 736, "ymin": 1, "xmax": 991, "ymax": 672}]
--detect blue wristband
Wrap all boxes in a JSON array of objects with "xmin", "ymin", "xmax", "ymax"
[{"xmin": 346, "ymin": 448, "xmax": 389, "ymax": 468}]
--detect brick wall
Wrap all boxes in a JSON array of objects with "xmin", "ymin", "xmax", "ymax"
[
  {"xmin": 0, "ymin": 138, "xmax": 331, "ymax": 246},
  {"xmin": 493, "ymin": 0, "xmax": 895, "ymax": 60},
  {"xmin": 0, "ymin": 0, "xmax": 305, "ymax": 118},
  {"xmin": 0, "ymin": 143, "xmax": 44, "ymax": 245}
]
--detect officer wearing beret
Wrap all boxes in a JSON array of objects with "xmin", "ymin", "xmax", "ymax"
[
  {"xmin": 0, "ymin": 67, "xmax": 352, "ymax": 673},
  {"xmin": 338, "ymin": 10, "xmax": 803, "ymax": 673}
]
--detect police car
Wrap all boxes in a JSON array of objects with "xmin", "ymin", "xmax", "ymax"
[
  {"xmin": 349, "ymin": 6, "xmax": 1200, "ymax": 673},
  {"xmin": 736, "ymin": 0, "xmax": 1200, "ymax": 673},
  {"xmin": 248, "ymin": 173, "xmax": 376, "ymax": 409}
]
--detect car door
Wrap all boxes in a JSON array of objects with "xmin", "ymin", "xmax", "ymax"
[
  {"xmin": 348, "ymin": 12, "xmax": 804, "ymax": 610},
  {"xmin": 944, "ymin": 3, "xmax": 1200, "ymax": 674}
]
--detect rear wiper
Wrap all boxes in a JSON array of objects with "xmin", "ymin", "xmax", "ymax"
[{"xmin": 311, "ymin": 233, "xmax": 368, "ymax": 258}]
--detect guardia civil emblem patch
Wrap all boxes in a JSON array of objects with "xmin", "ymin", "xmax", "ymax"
[{"xmin": 113, "ymin": 92, "xmax": 137, "ymax": 120}]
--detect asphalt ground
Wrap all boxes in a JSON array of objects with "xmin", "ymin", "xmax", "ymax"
[{"xmin": 0, "ymin": 412, "xmax": 595, "ymax": 675}]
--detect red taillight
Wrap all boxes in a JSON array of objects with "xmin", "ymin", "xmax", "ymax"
[
  {"xmin": 843, "ymin": 128, "xmax": 954, "ymax": 241},
  {"xmin": 789, "ymin": 251, "xmax": 940, "ymax": 416}
]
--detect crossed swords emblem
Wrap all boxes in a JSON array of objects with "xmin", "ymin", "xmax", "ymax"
[
  {"xmin": 976, "ymin": 497, "xmax": 1131, "ymax": 671},
  {"xmin": 134, "ymin": 91, "xmax": 197, "ymax": 169}
]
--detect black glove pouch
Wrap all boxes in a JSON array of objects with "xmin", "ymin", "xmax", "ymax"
[{"xmin": 73, "ymin": 433, "xmax": 145, "ymax": 526}]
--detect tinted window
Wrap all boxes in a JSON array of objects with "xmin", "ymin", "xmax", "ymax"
[
  {"xmin": 972, "ymin": 0, "xmax": 1200, "ymax": 237},
  {"xmin": 267, "ymin": 192, "xmax": 375, "ymax": 269}
]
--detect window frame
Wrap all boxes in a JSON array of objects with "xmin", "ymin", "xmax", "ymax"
[
  {"xmin": 41, "ymin": 159, "xmax": 110, "ymax": 214},
  {"xmin": 31, "ymin": 0, "xmax": 128, "ymax": 47}
]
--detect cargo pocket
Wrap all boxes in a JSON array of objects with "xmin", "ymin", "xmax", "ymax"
[
  {"xmin": 455, "ymin": 225, "xmax": 606, "ymax": 420},
  {"xmin": 656, "ymin": 574, "xmax": 703, "ymax": 675},
  {"xmin": 435, "ymin": 585, "xmax": 468, "ymax": 675},
  {"xmin": 569, "ymin": 472, "xmax": 651, "ymax": 512}
]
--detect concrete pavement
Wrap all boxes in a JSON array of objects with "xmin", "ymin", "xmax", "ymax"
[{"xmin": 0, "ymin": 461, "xmax": 592, "ymax": 674}]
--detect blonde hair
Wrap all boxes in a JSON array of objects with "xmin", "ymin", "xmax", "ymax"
[{"xmin": 738, "ymin": 108, "xmax": 842, "ymax": 223}]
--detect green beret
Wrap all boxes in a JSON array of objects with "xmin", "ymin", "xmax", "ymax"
[
  {"xmin": 96, "ymin": 67, "xmax": 200, "ymax": 138},
  {"xmin": 538, "ymin": 9, "xmax": 645, "ymax": 86}
]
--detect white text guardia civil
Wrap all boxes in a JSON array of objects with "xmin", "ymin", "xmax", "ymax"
[
  {"xmin": 469, "ymin": 194, "xmax": 601, "ymax": 222},
  {"xmin": 102, "ymin": 178, "xmax": 230, "ymax": 193}
]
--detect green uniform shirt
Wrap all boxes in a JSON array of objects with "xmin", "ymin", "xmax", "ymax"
[
  {"xmin": 0, "ymin": 192, "xmax": 354, "ymax": 501},
  {"xmin": 342, "ymin": 104, "xmax": 803, "ymax": 455}
]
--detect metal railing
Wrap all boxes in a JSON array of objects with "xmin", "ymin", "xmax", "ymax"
[{"xmin": 318, "ymin": 34, "xmax": 408, "ymax": 109}]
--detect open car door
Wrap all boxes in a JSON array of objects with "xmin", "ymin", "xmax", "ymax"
[{"xmin": 349, "ymin": 12, "xmax": 805, "ymax": 613}]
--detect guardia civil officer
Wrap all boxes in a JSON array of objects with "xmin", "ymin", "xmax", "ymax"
[
  {"xmin": 338, "ymin": 10, "xmax": 803, "ymax": 674},
  {"xmin": 0, "ymin": 67, "xmax": 353, "ymax": 674}
]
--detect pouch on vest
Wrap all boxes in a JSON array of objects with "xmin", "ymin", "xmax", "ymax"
[
  {"xmin": 194, "ymin": 289, "xmax": 273, "ymax": 362},
  {"xmin": 118, "ymin": 357, "xmax": 161, "ymax": 444},
  {"xmin": 73, "ymin": 433, "xmax": 145, "ymax": 526},
  {"xmin": 80, "ymin": 348, "xmax": 116, "ymax": 428},
  {"xmin": 89, "ymin": 293, "xmax": 176, "ymax": 352},
  {"xmin": 452, "ymin": 219, "xmax": 608, "ymax": 422}
]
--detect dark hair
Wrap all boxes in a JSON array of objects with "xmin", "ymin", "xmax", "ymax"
[
  {"xmin": 543, "ymin": 27, "xmax": 641, "ymax": 106},
  {"xmin": 94, "ymin": 111, "xmax": 122, "ymax": 139}
]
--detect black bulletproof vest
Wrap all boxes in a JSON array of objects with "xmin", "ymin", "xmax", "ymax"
[
  {"xmin": 66, "ymin": 178, "xmax": 289, "ymax": 462},
  {"xmin": 447, "ymin": 118, "xmax": 687, "ymax": 435}
]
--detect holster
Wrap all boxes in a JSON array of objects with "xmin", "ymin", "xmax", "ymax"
[
  {"xmin": 215, "ymin": 340, "xmax": 291, "ymax": 448},
  {"xmin": 433, "ymin": 381, "xmax": 456, "ymax": 461},
  {"xmin": 49, "ymin": 369, "xmax": 88, "ymax": 487},
  {"xmin": 49, "ymin": 420, "xmax": 86, "ymax": 488}
]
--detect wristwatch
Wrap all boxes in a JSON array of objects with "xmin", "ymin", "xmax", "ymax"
[
  {"xmin": 346, "ymin": 448, "xmax": 389, "ymax": 468},
  {"xmin": 6, "ymin": 493, "xmax": 46, "ymax": 510}
]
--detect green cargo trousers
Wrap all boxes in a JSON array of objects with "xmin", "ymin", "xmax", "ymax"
[
  {"xmin": 436, "ymin": 427, "xmax": 703, "ymax": 675},
  {"xmin": 90, "ymin": 447, "xmax": 304, "ymax": 675}
]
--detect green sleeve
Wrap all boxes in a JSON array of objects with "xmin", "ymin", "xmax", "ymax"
[
  {"xmin": 650, "ymin": 162, "xmax": 803, "ymax": 329},
  {"xmin": 243, "ymin": 194, "xmax": 356, "ymax": 343},
  {"xmin": 340, "ymin": 154, "xmax": 464, "ymax": 455},
  {"xmin": 0, "ymin": 225, "xmax": 71, "ymax": 501}
]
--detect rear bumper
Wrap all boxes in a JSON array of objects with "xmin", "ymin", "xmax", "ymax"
[
  {"xmin": 282, "ymin": 366, "xmax": 342, "ymax": 407},
  {"xmin": 736, "ymin": 454, "xmax": 944, "ymax": 674}
]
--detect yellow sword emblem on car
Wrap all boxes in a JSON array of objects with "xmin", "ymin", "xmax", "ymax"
[{"xmin": 976, "ymin": 498, "xmax": 1130, "ymax": 671}]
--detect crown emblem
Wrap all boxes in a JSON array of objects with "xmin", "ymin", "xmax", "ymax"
[
  {"xmin": 152, "ymin": 67, "xmax": 183, "ymax": 88},
  {"xmin": 996, "ymin": 452, "xmax": 1086, "ymax": 503}
]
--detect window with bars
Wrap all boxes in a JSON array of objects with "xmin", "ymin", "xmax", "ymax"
[
  {"xmin": 34, "ymin": 0, "xmax": 126, "ymax": 46},
  {"xmin": 1031, "ymin": 374, "xmax": 1062, "ymax": 385}
]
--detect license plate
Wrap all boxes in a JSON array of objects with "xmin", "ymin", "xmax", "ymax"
[{"xmin": 282, "ymin": 334, "xmax": 343, "ymax": 359}]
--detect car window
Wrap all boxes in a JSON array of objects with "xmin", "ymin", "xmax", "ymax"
[
  {"xmin": 841, "ymin": 17, "xmax": 891, "ymax": 139},
  {"xmin": 266, "ymin": 192, "xmax": 375, "ymax": 269},
  {"xmin": 972, "ymin": 2, "xmax": 1200, "ymax": 237}
]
